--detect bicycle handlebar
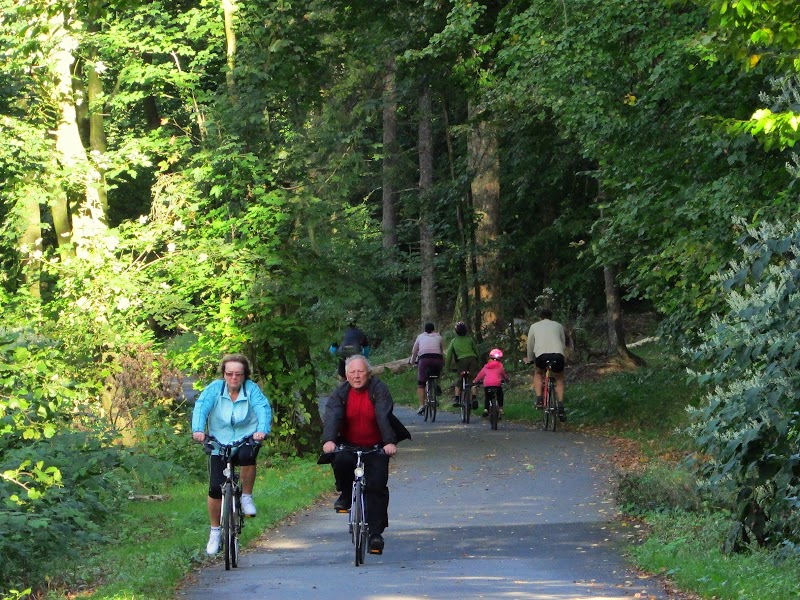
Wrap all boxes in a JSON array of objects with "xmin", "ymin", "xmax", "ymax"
[
  {"xmin": 202, "ymin": 434, "xmax": 262, "ymax": 456},
  {"xmin": 333, "ymin": 444, "xmax": 386, "ymax": 456}
]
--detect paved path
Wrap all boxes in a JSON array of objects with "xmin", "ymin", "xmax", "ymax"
[{"xmin": 178, "ymin": 406, "xmax": 674, "ymax": 599}]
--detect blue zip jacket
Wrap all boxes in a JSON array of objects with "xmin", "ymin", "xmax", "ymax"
[{"xmin": 191, "ymin": 379, "xmax": 272, "ymax": 447}]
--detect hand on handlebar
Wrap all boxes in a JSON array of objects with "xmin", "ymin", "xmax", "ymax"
[{"xmin": 383, "ymin": 443, "xmax": 397, "ymax": 457}]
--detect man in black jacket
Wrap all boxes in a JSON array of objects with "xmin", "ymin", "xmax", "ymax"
[{"xmin": 321, "ymin": 355, "xmax": 405, "ymax": 555}]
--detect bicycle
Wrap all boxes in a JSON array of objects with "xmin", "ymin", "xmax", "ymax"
[
  {"xmin": 423, "ymin": 370, "xmax": 439, "ymax": 422},
  {"xmin": 203, "ymin": 435, "xmax": 262, "ymax": 570},
  {"xmin": 539, "ymin": 359, "xmax": 559, "ymax": 432},
  {"xmin": 334, "ymin": 444, "xmax": 385, "ymax": 566},
  {"xmin": 456, "ymin": 370, "xmax": 474, "ymax": 424}
]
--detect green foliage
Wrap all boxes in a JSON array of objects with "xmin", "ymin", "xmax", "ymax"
[
  {"xmin": 494, "ymin": 0, "xmax": 796, "ymax": 343},
  {"xmin": 687, "ymin": 219, "xmax": 800, "ymax": 551}
]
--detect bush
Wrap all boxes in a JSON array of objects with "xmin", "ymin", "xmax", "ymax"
[
  {"xmin": 0, "ymin": 431, "xmax": 128, "ymax": 594},
  {"xmin": 687, "ymin": 220, "xmax": 800, "ymax": 551}
]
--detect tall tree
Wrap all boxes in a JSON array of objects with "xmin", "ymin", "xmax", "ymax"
[
  {"xmin": 468, "ymin": 101, "xmax": 501, "ymax": 331},
  {"xmin": 49, "ymin": 7, "xmax": 107, "ymax": 249},
  {"xmin": 418, "ymin": 83, "xmax": 437, "ymax": 324},
  {"xmin": 381, "ymin": 56, "xmax": 399, "ymax": 250}
]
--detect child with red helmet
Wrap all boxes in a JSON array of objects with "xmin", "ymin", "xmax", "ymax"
[{"xmin": 473, "ymin": 348, "xmax": 509, "ymax": 416}]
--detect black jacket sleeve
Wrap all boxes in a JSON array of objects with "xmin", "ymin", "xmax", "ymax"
[{"xmin": 321, "ymin": 383, "xmax": 347, "ymax": 444}]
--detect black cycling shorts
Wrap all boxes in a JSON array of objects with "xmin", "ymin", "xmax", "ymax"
[
  {"xmin": 534, "ymin": 353, "xmax": 565, "ymax": 373},
  {"xmin": 207, "ymin": 443, "xmax": 260, "ymax": 499}
]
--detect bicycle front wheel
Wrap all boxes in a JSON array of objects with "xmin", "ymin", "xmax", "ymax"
[
  {"xmin": 221, "ymin": 484, "xmax": 234, "ymax": 570},
  {"xmin": 353, "ymin": 481, "xmax": 366, "ymax": 566},
  {"xmin": 231, "ymin": 493, "xmax": 241, "ymax": 568}
]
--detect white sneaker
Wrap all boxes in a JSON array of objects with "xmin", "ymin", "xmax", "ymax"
[
  {"xmin": 206, "ymin": 528, "xmax": 221, "ymax": 555},
  {"xmin": 241, "ymin": 494, "xmax": 257, "ymax": 517}
]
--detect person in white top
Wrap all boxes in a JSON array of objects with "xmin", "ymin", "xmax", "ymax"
[
  {"xmin": 410, "ymin": 323, "xmax": 445, "ymax": 415},
  {"xmin": 524, "ymin": 308, "xmax": 567, "ymax": 420}
]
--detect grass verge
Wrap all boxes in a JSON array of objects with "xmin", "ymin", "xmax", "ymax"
[
  {"xmin": 42, "ymin": 457, "xmax": 331, "ymax": 600},
  {"xmin": 631, "ymin": 511, "xmax": 800, "ymax": 599}
]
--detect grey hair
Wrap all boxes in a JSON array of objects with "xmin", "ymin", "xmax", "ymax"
[{"xmin": 344, "ymin": 354, "xmax": 372, "ymax": 374}]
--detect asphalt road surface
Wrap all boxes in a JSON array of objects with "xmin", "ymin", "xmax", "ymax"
[{"xmin": 178, "ymin": 404, "xmax": 676, "ymax": 600}]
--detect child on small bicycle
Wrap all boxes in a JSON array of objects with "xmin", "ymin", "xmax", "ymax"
[{"xmin": 473, "ymin": 348, "xmax": 509, "ymax": 417}]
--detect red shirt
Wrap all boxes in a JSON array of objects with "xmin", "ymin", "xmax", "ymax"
[{"xmin": 342, "ymin": 387, "xmax": 381, "ymax": 447}]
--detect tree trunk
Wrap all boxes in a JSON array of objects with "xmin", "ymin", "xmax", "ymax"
[
  {"xmin": 467, "ymin": 101, "xmax": 501, "ymax": 333},
  {"xmin": 221, "ymin": 0, "xmax": 238, "ymax": 100},
  {"xmin": 444, "ymin": 100, "xmax": 471, "ymax": 323},
  {"xmin": 381, "ymin": 56, "xmax": 399, "ymax": 250},
  {"xmin": 51, "ymin": 11, "xmax": 107, "ymax": 247},
  {"xmin": 418, "ymin": 84, "xmax": 436, "ymax": 325},
  {"xmin": 18, "ymin": 183, "xmax": 43, "ymax": 298},
  {"xmin": 86, "ymin": 0, "xmax": 109, "ymax": 218},
  {"xmin": 141, "ymin": 55, "xmax": 162, "ymax": 129},
  {"xmin": 604, "ymin": 264, "xmax": 645, "ymax": 367}
]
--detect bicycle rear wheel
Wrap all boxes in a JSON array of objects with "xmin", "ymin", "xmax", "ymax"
[
  {"xmin": 353, "ymin": 481, "xmax": 366, "ymax": 566},
  {"xmin": 541, "ymin": 380, "xmax": 552, "ymax": 431},
  {"xmin": 221, "ymin": 483, "xmax": 234, "ymax": 570},
  {"xmin": 547, "ymin": 379, "xmax": 558, "ymax": 432},
  {"xmin": 428, "ymin": 380, "xmax": 438, "ymax": 422},
  {"xmin": 423, "ymin": 381, "xmax": 431, "ymax": 422},
  {"xmin": 489, "ymin": 398, "xmax": 499, "ymax": 430},
  {"xmin": 423, "ymin": 380, "xmax": 433, "ymax": 422},
  {"xmin": 461, "ymin": 383, "xmax": 472, "ymax": 423}
]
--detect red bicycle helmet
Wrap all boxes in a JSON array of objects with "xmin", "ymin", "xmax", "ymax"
[{"xmin": 489, "ymin": 348, "xmax": 503, "ymax": 359}]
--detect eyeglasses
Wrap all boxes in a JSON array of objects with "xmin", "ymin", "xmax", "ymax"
[{"xmin": 224, "ymin": 372, "xmax": 245, "ymax": 378}]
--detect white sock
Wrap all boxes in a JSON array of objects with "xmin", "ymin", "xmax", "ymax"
[
  {"xmin": 210, "ymin": 526, "xmax": 220, "ymax": 532},
  {"xmin": 242, "ymin": 493, "xmax": 253, "ymax": 500}
]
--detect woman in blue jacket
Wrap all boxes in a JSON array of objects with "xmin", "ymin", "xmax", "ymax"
[{"xmin": 191, "ymin": 354, "xmax": 272, "ymax": 555}]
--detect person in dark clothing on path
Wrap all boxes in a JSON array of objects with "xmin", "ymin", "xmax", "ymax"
[{"xmin": 337, "ymin": 322, "xmax": 370, "ymax": 378}]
